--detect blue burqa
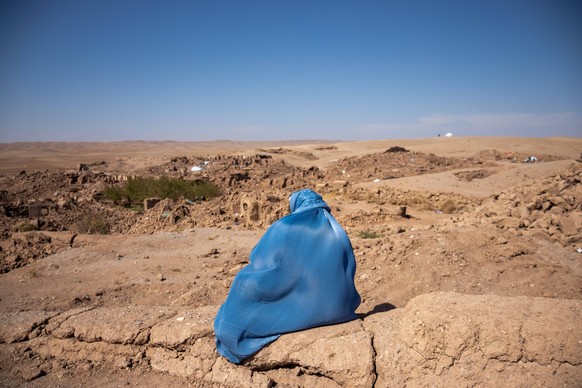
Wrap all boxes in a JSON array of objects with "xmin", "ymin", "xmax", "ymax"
[{"xmin": 214, "ymin": 189, "xmax": 361, "ymax": 364}]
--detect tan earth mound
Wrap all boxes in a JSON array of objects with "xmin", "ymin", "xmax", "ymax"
[
  {"xmin": 0, "ymin": 293, "xmax": 579, "ymax": 387},
  {"xmin": 0, "ymin": 137, "xmax": 581, "ymax": 386},
  {"xmin": 366, "ymin": 293, "xmax": 582, "ymax": 388}
]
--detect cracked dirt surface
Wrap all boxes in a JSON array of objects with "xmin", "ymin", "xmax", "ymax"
[
  {"xmin": 364, "ymin": 293, "xmax": 581, "ymax": 387},
  {"xmin": 0, "ymin": 293, "xmax": 580, "ymax": 387},
  {"xmin": 0, "ymin": 137, "xmax": 581, "ymax": 386}
]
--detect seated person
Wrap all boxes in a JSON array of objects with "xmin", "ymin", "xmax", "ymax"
[{"xmin": 214, "ymin": 189, "xmax": 361, "ymax": 364}]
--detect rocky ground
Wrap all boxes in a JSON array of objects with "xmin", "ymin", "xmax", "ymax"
[{"xmin": 0, "ymin": 137, "xmax": 580, "ymax": 387}]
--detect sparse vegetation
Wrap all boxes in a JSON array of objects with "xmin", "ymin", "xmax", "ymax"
[
  {"xmin": 102, "ymin": 177, "xmax": 220, "ymax": 207},
  {"xmin": 441, "ymin": 199, "xmax": 457, "ymax": 214},
  {"xmin": 16, "ymin": 222, "xmax": 38, "ymax": 232},
  {"xmin": 454, "ymin": 169, "xmax": 494, "ymax": 182},
  {"xmin": 126, "ymin": 204, "xmax": 145, "ymax": 213},
  {"xmin": 358, "ymin": 230, "xmax": 382, "ymax": 239},
  {"xmin": 385, "ymin": 146, "xmax": 409, "ymax": 153},
  {"xmin": 426, "ymin": 153, "xmax": 452, "ymax": 166},
  {"xmin": 76, "ymin": 213, "xmax": 111, "ymax": 234},
  {"xmin": 404, "ymin": 195, "xmax": 432, "ymax": 211}
]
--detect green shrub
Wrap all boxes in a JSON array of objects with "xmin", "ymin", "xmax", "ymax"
[{"xmin": 102, "ymin": 177, "xmax": 220, "ymax": 207}]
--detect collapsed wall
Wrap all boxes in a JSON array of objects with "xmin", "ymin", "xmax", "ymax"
[{"xmin": 473, "ymin": 162, "xmax": 581, "ymax": 247}]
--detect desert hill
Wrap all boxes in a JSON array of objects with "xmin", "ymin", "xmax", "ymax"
[{"xmin": 0, "ymin": 137, "xmax": 580, "ymax": 387}]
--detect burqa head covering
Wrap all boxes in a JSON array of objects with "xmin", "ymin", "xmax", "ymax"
[{"xmin": 214, "ymin": 189, "xmax": 361, "ymax": 364}]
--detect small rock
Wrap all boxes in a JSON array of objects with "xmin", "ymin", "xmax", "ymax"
[
  {"xmin": 157, "ymin": 273, "xmax": 165, "ymax": 281},
  {"xmin": 228, "ymin": 264, "xmax": 244, "ymax": 275},
  {"xmin": 205, "ymin": 248, "xmax": 220, "ymax": 257},
  {"xmin": 18, "ymin": 366, "xmax": 46, "ymax": 381},
  {"xmin": 115, "ymin": 356, "xmax": 132, "ymax": 369}
]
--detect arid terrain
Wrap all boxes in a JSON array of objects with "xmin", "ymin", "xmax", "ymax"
[{"xmin": 0, "ymin": 136, "xmax": 581, "ymax": 387}]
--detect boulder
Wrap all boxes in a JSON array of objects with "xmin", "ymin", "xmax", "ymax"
[
  {"xmin": 559, "ymin": 213, "xmax": 581, "ymax": 236},
  {"xmin": 248, "ymin": 319, "xmax": 375, "ymax": 388},
  {"xmin": 364, "ymin": 293, "xmax": 582, "ymax": 387},
  {"xmin": 496, "ymin": 217, "xmax": 522, "ymax": 229}
]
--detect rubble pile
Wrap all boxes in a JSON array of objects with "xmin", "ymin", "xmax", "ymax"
[
  {"xmin": 0, "ymin": 153, "xmax": 330, "ymax": 264},
  {"xmin": 1, "ymin": 148, "xmax": 578, "ymax": 273},
  {"xmin": 0, "ymin": 166, "xmax": 137, "ymax": 269},
  {"xmin": 473, "ymin": 162, "xmax": 581, "ymax": 247},
  {"xmin": 127, "ymin": 198, "xmax": 200, "ymax": 233},
  {"xmin": 338, "ymin": 206, "xmax": 411, "ymax": 228},
  {"xmin": 454, "ymin": 169, "xmax": 495, "ymax": 182},
  {"xmin": 0, "ymin": 165, "xmax": 135, "ymax": 227},
  {"xmin": 326, "ymin": 151, "xmax": 491, "ymax": 183},
  {"xmin": 0, "ymin": 232, "xmax": 68, "ymax": 273},
  {"xmin": 1, "ymin": 150, "xmax": 501, "ymax": 245},
  {"xmin": 474, "ymin": 149, "xmax": 566, "ymax": 162},
  {"xmin": 346, "ymin": 185, "xmax": 478, "ymax": 214},
  {"xmin": 127, "ymin": 154, "xmax": 326, "ymax": 231},
  {"xmin": 255, "ymin": 147, "xmax": 318, "ymax": 160}
]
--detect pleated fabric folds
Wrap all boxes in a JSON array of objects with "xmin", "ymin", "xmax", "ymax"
[{"xmin": 214, "ymin": 189, "xmax": 361, "ymax": 363}]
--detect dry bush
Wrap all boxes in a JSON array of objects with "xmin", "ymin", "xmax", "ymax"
[
  {"xmin": 358, "ymin": 230, "xmax": 382, "ymax": 239},
  {"xmin": 404, "ymin": 195, "xmax": 432, "ymax": 211},
  {"xmin": 441, "ymin": 199, "xmax": 457, "ymax": 214},
  {"xmin": 76, "ymin": 213, "xmax": 111, "ymax": 234},
  {"xmin": 16, "ymin": 222, "xmax": 38, "ymax": 232}
]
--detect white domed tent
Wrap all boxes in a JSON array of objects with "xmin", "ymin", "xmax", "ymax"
[{"xmin": 444, "ymin": 132, "xmax": 453, "ymax": 138}]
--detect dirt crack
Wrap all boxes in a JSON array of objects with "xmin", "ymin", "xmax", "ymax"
[
  {"xmin": 365, "ymin": 329, "xmax": 379, "ymax": 387},
  {"xmin": 44, "ymin": 307, "xmax": 97, "ymax": 338}
]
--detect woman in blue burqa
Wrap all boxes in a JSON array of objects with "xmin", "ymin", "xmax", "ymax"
[{"xmin": 214, "ymin": 189, "xmax": 361, "ymax": 364}]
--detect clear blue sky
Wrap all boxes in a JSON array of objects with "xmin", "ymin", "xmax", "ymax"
[{"xmin": 1, "ymin": 0, "xmax": 581, "ymax": 142}]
